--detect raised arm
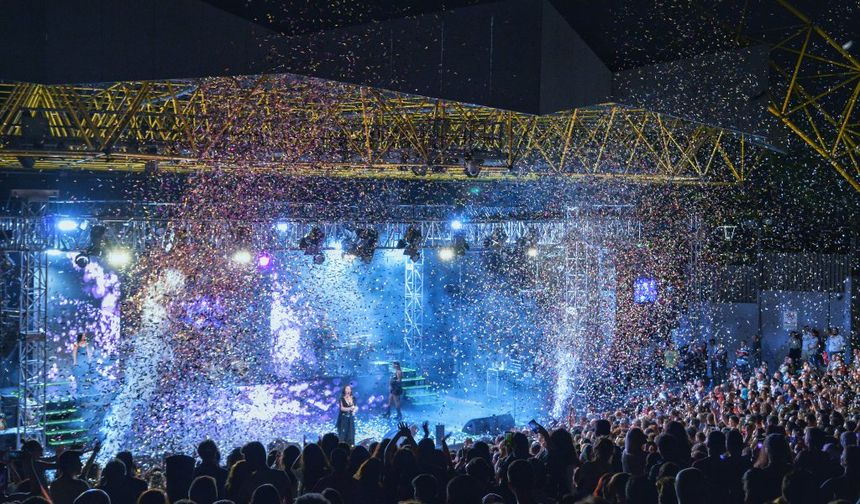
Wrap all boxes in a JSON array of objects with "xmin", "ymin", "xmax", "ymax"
[
  {"xmin": 440, "ymin": 433, "xmax": 454, "ymax": 471},
  {"xmin": 384, "ymin": 425, "xmax": 405, "ymax": 466},
  {"xmin": 82, "ymin": 441, "xmax": 101, "ymax": 483}
]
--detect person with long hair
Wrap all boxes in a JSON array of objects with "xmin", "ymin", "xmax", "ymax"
[
  {"xmin": 336, "ymin": 385, "xmax": 357, "ymax": 446},
  {"xmin": 293, "ymin": 442, "xmax": 330, "ymax": 495},
  {"xmin": 72, "ymin": 332, "xmax": 93, "ymax": 366},
  {"xmin": 384, "ymin": 362, "xmax": 403, "ymax": 420}
]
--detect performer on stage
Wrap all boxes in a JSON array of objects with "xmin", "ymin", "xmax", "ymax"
[
  {"xmin": 72, "ymin": 332, "xmax": 93, "ymax": 366},
  {"xmin": 384, "ymin": 362, "xmax": 403, "ymax": 420},
  {"xmin": 336, "ymin": 385, "xmax": 357, "ymax": 445}
]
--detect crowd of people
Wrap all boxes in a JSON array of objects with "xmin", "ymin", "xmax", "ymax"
[{"xmin": 2, "ymin": 325, "xmax": 859, "ymax": 504}]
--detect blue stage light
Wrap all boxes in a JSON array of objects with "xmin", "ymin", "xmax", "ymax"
[
  {"xmin": 275, "ymin": 222, "xmax": 289, "ymax": 232},
  {"xmin": 57, "ymin": 219, "xmax": 79, "ymax": 232},
  {"xmin": 450, "ymin": 219, "xmax": 464, "ymax": 231}
]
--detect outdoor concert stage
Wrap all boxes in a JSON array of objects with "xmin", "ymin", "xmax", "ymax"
[
  {"xmin": 27, "ymin": 233, "xmax": 569, "ymax": 455},
  {"xmin": 0, "ymin": 197, "xmax": 644, "ymax": 455}
]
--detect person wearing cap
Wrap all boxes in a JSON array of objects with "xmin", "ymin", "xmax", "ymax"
[{"xmin": 50, "ymin": 451, "xmax": 91, "ymax": 504}]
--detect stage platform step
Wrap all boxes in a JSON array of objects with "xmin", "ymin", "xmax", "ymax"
[
  {"xmin": 43, "ymin": 398, "xmax": 90, "ymax": 448},
  {"xmin": 45, "ymin": 408, "xmax": 78, "ymax": 416},
  {"xmin": 43, "ymin": 418, "xmax": 84, "ymax": 426},
  {"xmin": 46, "ymin": 427, "xmax": 87, "ymax": 436},
  {"xmin": 50, "ymin": 437, "xmax": 90, "ymax": 446},
  {"xmin": 394, "ymin": 363, "xmax": 443, "ymax": 408}
]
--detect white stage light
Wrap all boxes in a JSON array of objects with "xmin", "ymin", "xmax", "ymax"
[
  {"xmin": 107, "ymin": 248, "xmax": 132, "ymax": 267},
  {"xmin": 438, "ymin": 247, "xmax": 455, "ymax": 261},
  {"xmin": 232, "ymin": 249, "xmax": 252, "ymax": 264},
  {"xmin": 57, "ymin": 219, "xmax": 79, "ymax": 232}
]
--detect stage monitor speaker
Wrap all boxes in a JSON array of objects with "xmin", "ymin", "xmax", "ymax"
[{"xmin": 462, "ymin": 413, "xmax": 515, "ymax": 435}]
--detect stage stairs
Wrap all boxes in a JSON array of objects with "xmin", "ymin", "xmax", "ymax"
[
  {"xmin": 399, "ymin": 365, "xmax": 443, "ymax": 408},
  {"xmin": 44, "ymin": 396, "xmax": 89, "ymax": 447},
  {"xmin": 1, "ymin": 381, "xmax": 90, "ymax": 448}
]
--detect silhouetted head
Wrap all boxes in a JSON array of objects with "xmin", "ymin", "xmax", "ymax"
[
  {"xmin": 189, "ymin": 476, "xmax": 218, "ymax": 504},
  {"xmin": 675, "ymin": 468, "xmax": 707, "ymax": 504},
  {"xmin": 250, "ymin": 484, "xmax": 281, "ymax": 504},
  {"xmin": 241, "ymin": 442, "xmax": 267, "ymax": 470},
  {"xmin": 198, "ymin": 440, "xmax": 221, "ymax": 464}
]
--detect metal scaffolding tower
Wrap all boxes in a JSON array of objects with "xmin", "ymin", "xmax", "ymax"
[
  {"xmin": 14, "ymin": 199, "xmax": 50, "ymax": 447},
  {"xmin": 403, "ymin": 254, "xmax": 424, "ymax": 360}
]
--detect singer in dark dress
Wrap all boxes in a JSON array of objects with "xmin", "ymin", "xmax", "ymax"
[
  {"xmin": 336, "ymin": 385, "xmax": 357, "ymax": 445},
  {"xmin": 384, "ymin": 361, "xmax": 403, "ymax": 420}
]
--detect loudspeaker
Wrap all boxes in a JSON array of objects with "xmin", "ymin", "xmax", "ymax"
[{"xmin": 462, "ymin": 413, "xmax": 515, "ymax": 435}]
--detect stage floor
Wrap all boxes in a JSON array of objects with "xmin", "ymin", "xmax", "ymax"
[{"xmin": 21, "ymin": 376, "xmax": 546, "ymax": 455}]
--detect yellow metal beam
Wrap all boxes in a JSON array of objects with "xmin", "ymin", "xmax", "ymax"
[{"xmin": 0, "ymin": 76, "xmax": 759, "ymax": 184}]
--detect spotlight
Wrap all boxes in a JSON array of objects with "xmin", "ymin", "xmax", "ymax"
[
  {"xmin": 56, "ymin": 219, "xmax": 79, "ymax": 232},
  {"xmin": 232, "ymin": 249, "xmax": 252, "ymax": 264},
  {"xmin": 453, "ymin": 235, "xmax": 469, "ymax": 257},
  {"xmin": 275, "ymin": 222, "xmax": 289, "ymax": 232},
  {"xmin": 329, "ymin": 240, "xmax": 343, "ymax": 252},
  {"xmin": 463, "ymin": 155, "xmax": 482, "ymax": 178},
  {"xmin": 106, "ymin": 248, "xmax": 132, "ymax": 268},
  {"xmin": 516, "ymin": 229, "xmax": 538, "ymax": 260},
  {"xmin": 46, "ymin": 249, "xmax": 64, "ymax": 256},
  {"xmin": 257, "ymin": 253, "xmax": 272, "ymax": 268},
  {"xmin": 483, "ymin": 227, "xmax": 508, "ymax": 250},
  {"xmin": 347, "ymin": 228, "xmax": 379, "ymax": 263},
  {"xmin": 450, "ymin": 219, "xmax": 464, "ymax": 231},
  {"xmin": 438, "ymin": 247, "xmax": 455, "ymax": 261},
  {"xmin": 74, "ymin": 253, "xmax": 89, "ymax": 268},
  {"xmin": 88, "ymin": 224, "xmax": 108, "ymax": 256},
  {"xmin": 17, "ymin": 156, "xmax": 36, "ymax": 170},
  {"xmin": 299, "ymin": 227, "xmax": 325, "ymax": 257},
  {"xmin": 397, "ymin": 225, "xmax": 422, "ymax": 262},
  {"xmin": 411, "ymin": 164, "xmax": 429, "ymax": 176}
]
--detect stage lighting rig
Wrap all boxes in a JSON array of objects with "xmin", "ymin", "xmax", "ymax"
[
  {"xmin": 453, "ymin": 235, "xmax": 469, "ymax": 257},
  {"xmin": 483, "ymin": 227, "xmax": 508, "ymax": 250},
  {"xmin": 74, "ymin": 253, "xmax": 89, "ymax": 268},
  {"xmin": 106, "ymin": 248, "xmax": 132, "ymax": 268},
  {"xmin": 299, "ymin": 226, "xmax": 325, "ymax": 263},
  {"xmin": 0, "ymin": 253, "xmax": 13, "ymax": 273},
  {"xmin": 56, "ymin": 218, "xmax": 79, "ymax": 232},
  {"xmin": 347, "ymin": 227, "xmax": 379, "ymax": 263},
  {"xmin": 257, "ymin": 253, "xmax": 273, "ymax": 268},
  {"xmin": 438, "ymin": 247, "xmax": 455, "ymax": 261},
  {"xmin": 397, "ymin": 225, "xmax": 422, "ymax": 262},
  {"xmin": 88, "ymin": 224, "xmax": 108, "ymax": 256},
  {"xmin": 463, "ymin": 154, "xmax": 483, "ymax": 178},
  {"xmin": 72, "ymin": 223, "xmax": 109, "ymax": 267},
  {"xmin": 232, "ymin": 249, "xmax": 252, "ymax": 264}
]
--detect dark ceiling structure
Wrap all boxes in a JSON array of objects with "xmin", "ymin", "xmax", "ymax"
[
  {"xmin": 0, "ymin": 0, "xmax": 778, "ymax": 136},
  {"xmin": 0, "ymin": 0, "xmax": 857, "ymax": 191}
]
